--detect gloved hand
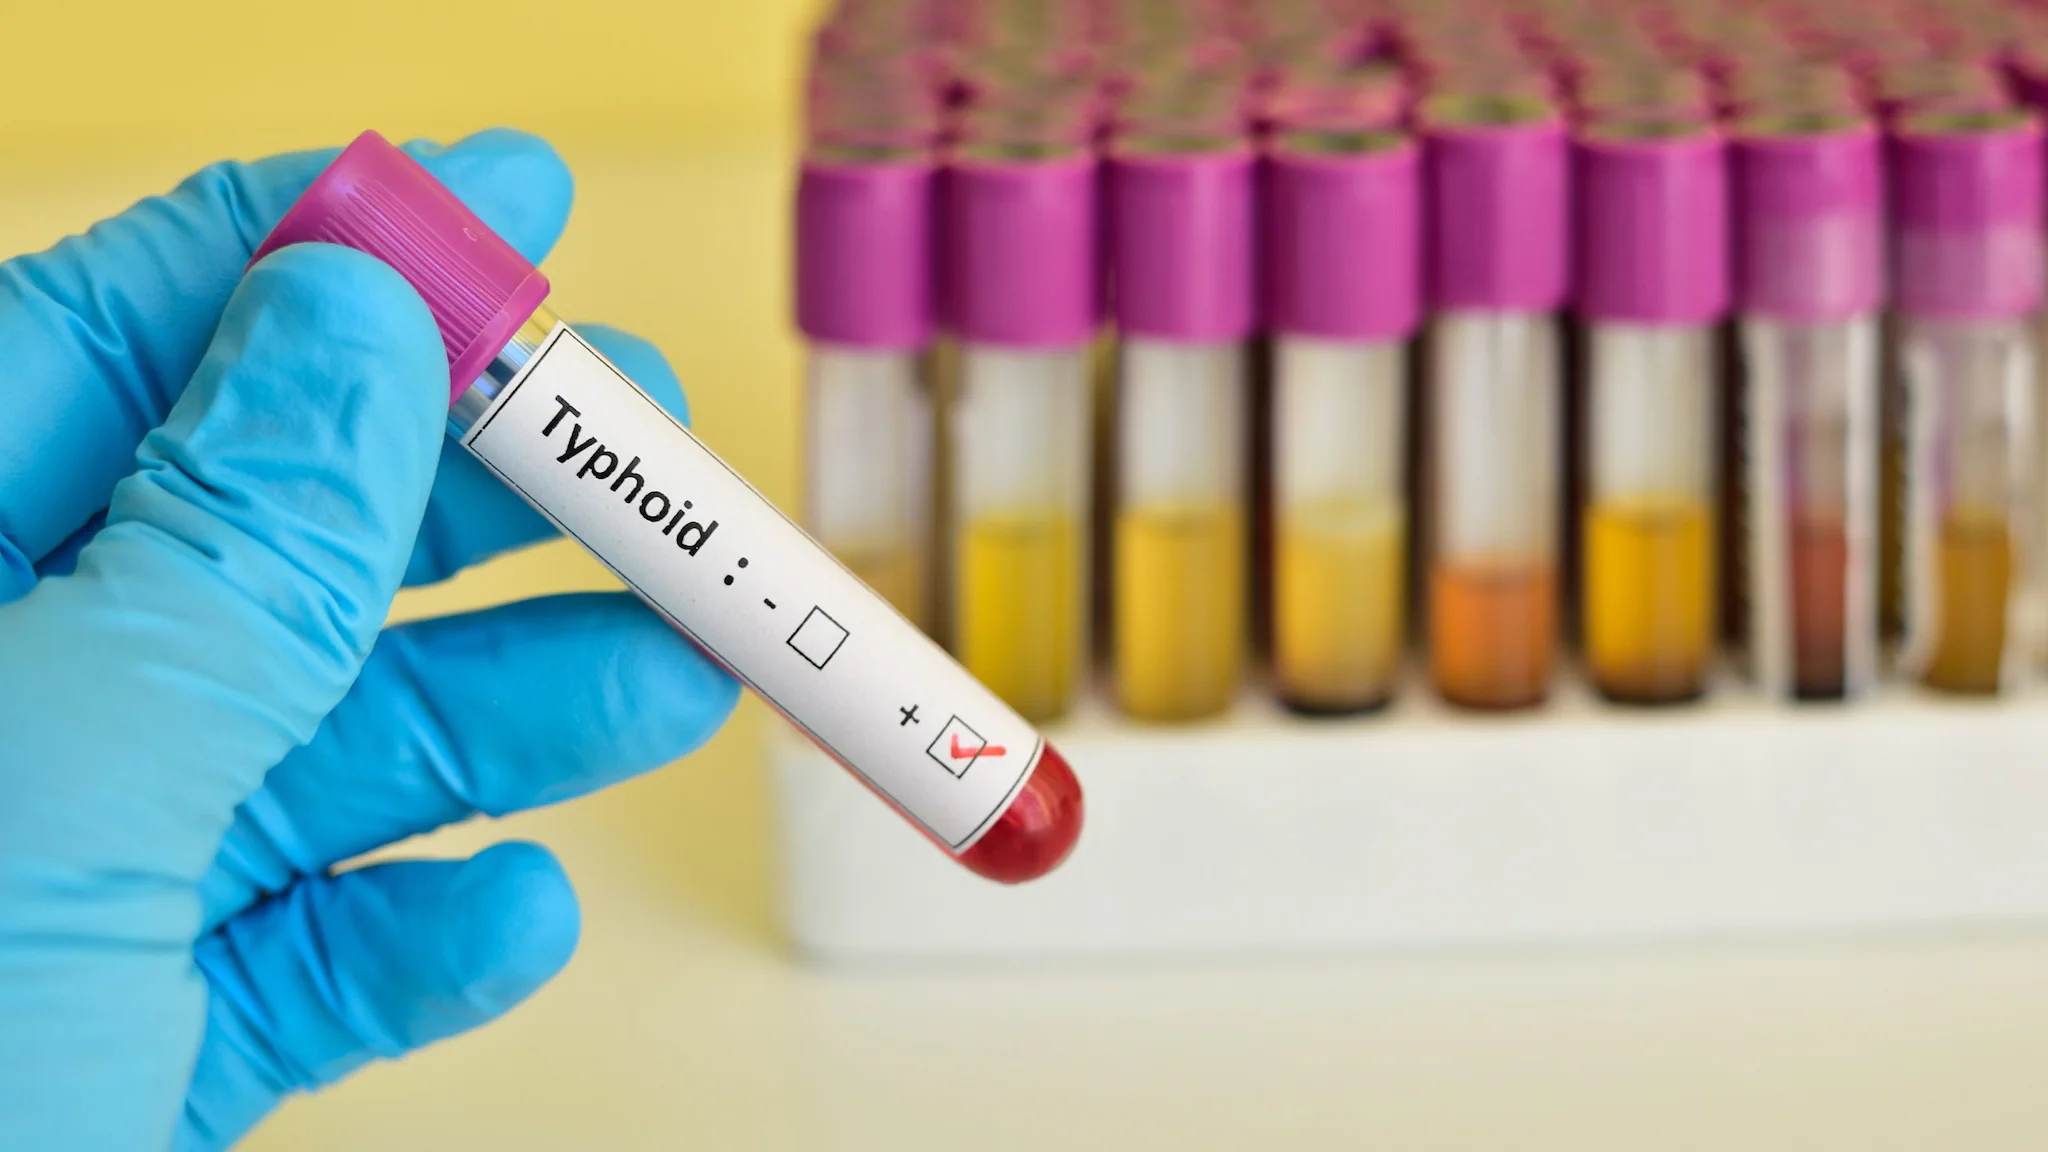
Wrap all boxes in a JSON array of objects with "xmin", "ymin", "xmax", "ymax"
[{"xmin": 0, "ymin": 130, "xmax": 739, "ymax": 1150}]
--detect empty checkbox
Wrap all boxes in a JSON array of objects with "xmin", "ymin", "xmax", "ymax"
[{"xmin": 787, "ymin": 606, "xmax": 849, "ymax": 669}]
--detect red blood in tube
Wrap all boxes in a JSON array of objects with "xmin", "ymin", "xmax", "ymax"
[{"xmin": 960, "ymin": 743, "xmax": 1085, "ymax": 883}]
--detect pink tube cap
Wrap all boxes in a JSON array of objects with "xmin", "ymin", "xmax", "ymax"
[
  {"xmin": 942, "ymin": 145, "xmax": 1099, "ymax": 347},
  {"xmin": 1266, "ymin": 129, "xmax": 1421, "ymax": 340},
  {"xmin": 1108, "ymin": 137, "xmax": 1257, "ymax": 342},
  {"xmin": 1421, "ymin": 94, "xmax": 1571, "ymax": 311},
  {"xmin": 1731, "ymin": 113, "xmax": 1884, "ymax": 320},
  {"xmin": 1891, "ymin": 108, "xmax": 2045, "ymax": 320},
  {"xmin": 251, "ymin": 130, "xmax": 551, "ymax": 405},
  {"xmin": 1573, "ymin": 122, "xmax": 1729, "ymax": 324},
  {"xmin": 796, "ymin": 147, "xmax": 937, "ymax": 349}
]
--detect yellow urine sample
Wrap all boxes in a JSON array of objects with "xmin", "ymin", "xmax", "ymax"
[
  {"xmin": 1114, "ymin": 504, "xmax": 1245, "ymax": 721},
  {"xmin": 1274, "ymin": 497, "xmax": 1406, "ymax": 712},
  {"xmin": 1583, "ymin": 497, "xmax": 1714, "ymax": 703},
  {"xmin": 1922, "ymin": 508, "xmax": 2012, "ymax": 695},
  {"xmin": 836, "ymin": 541, "xmax": 927, "ymax": 632},
  {"xmin": 954, "ymin": 511, "xmax": 1082, "ymax": 723}
]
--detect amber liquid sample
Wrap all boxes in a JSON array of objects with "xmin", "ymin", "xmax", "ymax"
[
  {"xmin": 1583, "ymin": 499, "xmax": 1713, "ymax": 704},
  {"xmin": 955, "ymin": 512, "xmax": 1081, "ymax": 723},
  {"xmin": 1114, "ymin": 505, "xmax": 1246, "ymax": 721},
  {"xmin": 1790, "ymin": 513, "xmax": 1848, "ymax": 699},
  {"xmin": 1430, "ymin": 560, "xmax": 1556, "ymax": 710},
  {"xmin": 1274, "ymin": 498, "xmax": 1406, "ymax": 713},
  {"xmin": 1922, "ymin": 510, "xmax": 2012, "ymax": 695},
  {"xmin": 837, "ymin": 541, "xmax": 926, "ymax": 632}
]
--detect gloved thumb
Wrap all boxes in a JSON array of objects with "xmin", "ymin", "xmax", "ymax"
[
  {"xmin": 0, "ymin": 242, "xmax": 446, "ymax": 897},
  {"xmin": 178, "ymin": 843, "xmax": 581, "ymax": 1151}
]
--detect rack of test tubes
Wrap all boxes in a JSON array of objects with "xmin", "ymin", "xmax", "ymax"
[{"xmin": 776, "ymin": 0, "xmax": 2048, "ymax": 961}]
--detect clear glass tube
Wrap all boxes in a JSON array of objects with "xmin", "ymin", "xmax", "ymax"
[
  {"xmin": 1900, "ymin": 316, "xmax": 2037, "ymax": 694},
  {"xmin": 1427, "ymin": 311, "xmax": 1560, "ymax": 710},
  {"xmin": 1879, "ymin": 311, "xmax": 1908, "ymax": 644},
  {"xmin": 950, "ymin": 344, "xmax": 1092, "ymax": 723},
  {"xmin": 1272, "ymin": 335, "xmax": 1407, "ymax": 712},
  {"xmin": 804, "ymin": 343, "xmax": 933, "ymax": 630},
  {"xmin": 1740, "ymin": 316, "xmax": 1881, "ymax": 700},
  {"xmin": 1113, "ymin": 337, "xmax": 1248, "ymax": 721},
  {"xmin": 1582, "ymin": 322, "xmax": 1717, "ymax": 704},
  {"xmin": 2036, "ymin": 306, "xmax": 2048, "ymax": 671}
]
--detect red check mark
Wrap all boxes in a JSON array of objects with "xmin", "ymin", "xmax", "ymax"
[{"xmin": 951, "ymin": 733, "xmax": 1005, "ymax": 760}]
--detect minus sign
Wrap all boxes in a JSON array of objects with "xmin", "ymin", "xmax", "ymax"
[{"xmin": 763, "ymin": 598, "xmax": 777, "ymax": 609}]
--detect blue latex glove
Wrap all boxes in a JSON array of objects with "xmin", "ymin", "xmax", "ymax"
[{"xmin": 0, "ymin": 130, "xmax": 740, "ymax": 1150}]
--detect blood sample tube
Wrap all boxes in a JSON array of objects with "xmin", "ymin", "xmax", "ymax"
[
  {"xmin": 1892, "ymin": 109, "xmax": 2044, "ymax": 696},
  {"xmin": 794, "ymin": 142, "xmax": 937, "ymax": 630},
  {"xmin": 1421, "ymin": 93, "xmax": 1569, "ymax": 710},
  {"xmin": 1732, "ymin": 111, "xmax": 1884, "ymax": 700},
  {"xmin": 1266, "ymin": 125, "xmax": 1421, "ymax": 713},
  {"xmin": 1574, "ymin": 117, "xmax": 1727, "ymax": 705},
  {"xmin": 253, "ymin": 131, "xmax": 1083, "ymax": 883},
  {"xmin": 1107, "ymin": 129, "xmax": 1255, "ymax": 721},
  {"xmin": 941, "ymin": 136, "xmax": 1098, "ymax": 723}
]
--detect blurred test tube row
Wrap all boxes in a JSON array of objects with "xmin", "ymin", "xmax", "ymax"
[{"xmin": 792, "ymin": 0, "xmax": 2048, "ymax": 725}]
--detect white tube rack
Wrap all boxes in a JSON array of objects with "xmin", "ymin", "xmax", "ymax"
[{"xmin": 773, "ymin": 674, "xmax": 2048, "ymax": 962}]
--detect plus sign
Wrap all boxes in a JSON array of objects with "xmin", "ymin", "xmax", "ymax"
[{"xmin": 898, "ymin": 704, "xmax": 921, "ymax": 726}]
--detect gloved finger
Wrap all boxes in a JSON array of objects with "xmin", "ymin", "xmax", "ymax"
[
  {"xmin": 196, "ymin": 591, "xmax": 737, "ymax": 928},
  {"xmin": 21, "ymin": 326, "xmax": 689, "ymax": 597},
  {"xmin": 0, "ymin": 243, "xmax": 447, "ymax": 890},
  {"xmin": 179, "ymin": 843, "xmax": 579, "ymax": 1152},
  {"xmin": 0, "ymin": 128, "xmax": 573, "ymax": 588},
  {"xmin": 26, "ymin": 509, "xmax": 104, "ymax": 582},
  {"xmin": 402, "ymin": 323, "xmax": 692, "ymax": 587}
]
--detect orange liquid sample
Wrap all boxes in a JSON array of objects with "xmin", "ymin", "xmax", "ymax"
[
  {"xmin": 1790, "ymin": 514, "xmax": 1848, "ymax": 699},
  {"xmin": 1582, "ymin": 500, "xmax": 1713, "ymax": 704},
  {"xmin": 1922, "ymin": 510, "xmax": 2011, "ymax": 695},
  {"xmin": 1429, "ymin": 560, "xmax": 1556, "ymax": 710}
]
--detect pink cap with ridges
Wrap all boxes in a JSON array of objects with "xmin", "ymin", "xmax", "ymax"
[
  {"xmin": 942, "ymin": 148, "xmax": 1099, "ymax": 348},
  {"xmin": 1108, "ymin": 139, "xmax": 1257, "ymax": 342},
  {"xmin": 1266, "ymin": 131, "xmax": 1421, "ymax": 340},
  {"xmin": 1573, "ymin": 122, "xmax": 1729, "ymax": 324},
  {"xmin": 795, "ymin": 149, "xmax": 936, "ymax": 349},
  {"xmin": 1422, "ymin": 94, "xmax": 1572, "ymax": 311},
  {"xmin": 1732, "ymin": 115, "xmax": 1884, "ymax": 320},
  {"xmin": 1891, "ymin": 108, "xmax": 2045, "ymax": 320},
  {"xmin": 251, "ymin": 130, "xmax": 551, "ymax": 406}
]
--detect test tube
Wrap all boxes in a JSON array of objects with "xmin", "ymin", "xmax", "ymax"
[
  {"xmin": 941, "ymin": 136, "xmax": 1098, "ymax": 723},
  {"xmin": 1107, "ymin": 129, "xmax": 1255, "ymax": 722},
  {"xmin": 794, "ymin": 143, "xmax": 937, "ymax": 630},
  {"xmin": 2019, "ymin": 48, "xmax": 2048, "ymax": 673},
  {"xmin": 1421, "ymin": 93, "xmax": 1569, "ymax": 710},
  {"xmin": 1265, "ymin": 126, "xmax": 1421, "ymax": 713},
  {"xmin": 254, "ymin": 131, "xmax": 1084, "ymax": 883},
  {"xmin": 1574, "ymin": 117, "xmax": 1727, "ymax": 705},
  {"xmin": 1892, "ymin": 109, "xmax": 2044, "ymax": 696},
  {"xmin": 1733, "ymin": 111, "xmax": 1884, "ymax": 700}
]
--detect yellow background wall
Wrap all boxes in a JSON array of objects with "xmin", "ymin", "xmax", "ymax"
[{"xmin": 1, "ymin": 0, "xmax": 820, "ymax": 155}]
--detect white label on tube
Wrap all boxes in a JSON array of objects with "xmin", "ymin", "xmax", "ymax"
[{"xmin": 461, "ymin": 323, "xmax": 1041, "ymax": 851}]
